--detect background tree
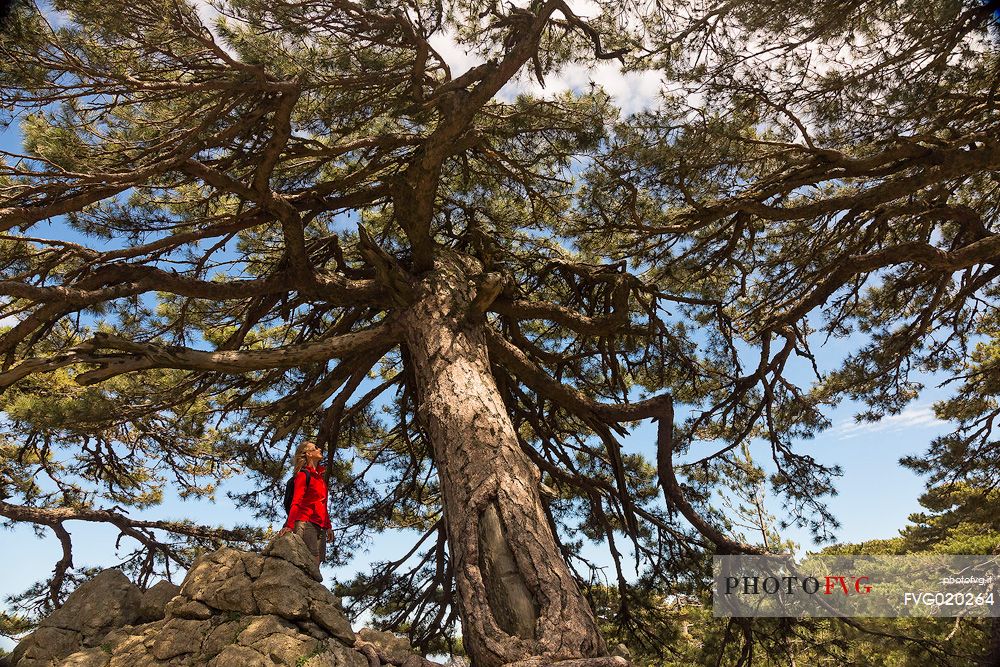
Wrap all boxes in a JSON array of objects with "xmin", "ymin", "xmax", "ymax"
[{"xmin": 1, "ymin": 0, "xmax": 999, "ymax": 665}]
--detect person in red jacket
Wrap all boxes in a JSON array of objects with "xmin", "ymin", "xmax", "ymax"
[{"xmin": 278, "ymin": 440, "xmax": 332, "ymax": 566}]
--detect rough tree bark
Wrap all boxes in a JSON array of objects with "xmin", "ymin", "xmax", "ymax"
[{"xmin": 399, "ymin": 252, "xmax": 609, "ymax": 667}]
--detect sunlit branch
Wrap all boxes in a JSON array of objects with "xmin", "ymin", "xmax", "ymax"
[{"xmin": 0, "ymin": 324, "xmax": 401, "ymax": 389}]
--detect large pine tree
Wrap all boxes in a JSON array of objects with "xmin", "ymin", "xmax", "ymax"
[{"xmin": 2, "ymin": 1, "xmax": 999, "ymax": 664}]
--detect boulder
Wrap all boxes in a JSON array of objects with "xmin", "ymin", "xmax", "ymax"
[
  {"xmin": 357, "ymin": 629, "xmax": 415, "ymax": 664},
  {"xmin": 163, "ymin": 597, "xmax": 212, "ymax": 621},
  {"xmin": 311, "ymin": 600, "xmax": 355, "ymax": 645},
  {"xmin": 252, "ymin": 557, "xmax": 313, "ymax": 619},
  {"xmin": 7, "ymin": 537, "xmax": 434, "ymax": 667},
  {"xmin": 178, "ymin": 548, "xmax": 259, "ymax": 616},
  {"xmin": 149, "ymin": 618, "xmax": 212, "ymax": 661},
  {"xmin": 137, "ymin": 581, "xmax": 181, "ymax": 623},
  {"xmin": 11, "ymin": 570, "xmax": 140, "ymax": 667},
  {"xmin": 56, "ymin": 649, "xmax": 108, "ymax": 667},
  {"xmin": 263, "ymin": 532, "xmax": 323, "ymax": 582}
]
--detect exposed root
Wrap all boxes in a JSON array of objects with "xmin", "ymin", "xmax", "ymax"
[{"xmin": 356, "ymin": 641, "xmax": 381, "ymax": 667}]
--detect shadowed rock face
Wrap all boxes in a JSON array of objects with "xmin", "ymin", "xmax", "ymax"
[{"xmin": 7, "ymin": 534, "xmax": 426, "ymax": 667}]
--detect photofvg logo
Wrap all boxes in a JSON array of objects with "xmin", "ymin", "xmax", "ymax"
[
  {"xmin": 713, "ymin": 555, "xmax": 1000, "ymax": 618},
  {"xmin": 723, "ymin": 573, "xmax": 872, "ymax": 597}
]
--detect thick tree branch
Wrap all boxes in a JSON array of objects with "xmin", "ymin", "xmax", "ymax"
[
  {"xmin": 49, "ymin": 522, "xmax": 74, "ymax": 608},
  {"xmin": 491, "ymin": 297, "xmax": 632, "ymax": 336},
  {"xmin": 0, "ymin": 262, "xmax": 383, "ymax": 348},
  {"xmin": 0, "ymin": 95, "xmax": 269, "ymax": 232},
  {"xmin": 0, "ymin": 323, "xmax": 400, "ymax": 389},
  {"xmin": 643, "ymin": 139, "xmax": 1000, "ymax": 233},
  {"xmin": 485, "ymin": 328, "xmax": 671, "ymax": 423},
  {"xmin": 770, "ymin": 233, "xmax": 1000, "ymax": 327},
  {"xmin": 0, "ymin": 500, "xmax": 254, "ymax": 547},
  {"xmin": 653, "ymin": 403, "xmax": 764, "ymax": 556},
  {"xmin": 468, "ymin": 273, "xmax": 505, "ymax": 319},
  {"xmin": 357, "ymin": 224, "xmax": 415, "ymax": 305},
  {"xmin": 253, "ymin": 89, "xmax": 301, "ymax": 195},
  {"xmin": 397, "ymin": 0, "xmax": 564, "ymax": 271}
]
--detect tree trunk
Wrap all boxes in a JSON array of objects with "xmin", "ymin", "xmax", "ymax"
[{"xmin": 400, "ymin": 253, "xmax": 608, "ymax": 667}]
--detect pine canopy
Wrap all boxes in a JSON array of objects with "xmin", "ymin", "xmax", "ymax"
[{"xmin": 1, "ymin": 0, "xmax": 999, "ymax": 663}]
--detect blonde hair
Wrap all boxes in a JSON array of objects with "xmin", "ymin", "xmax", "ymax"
[{"xmin": 292, "ymin": 440, "xmax": 316, "ymax": 475}]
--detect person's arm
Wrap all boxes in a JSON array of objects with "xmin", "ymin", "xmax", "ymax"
[{"xmin": 281, "ymin": 470, "xmax": 307, "ymax": 532}]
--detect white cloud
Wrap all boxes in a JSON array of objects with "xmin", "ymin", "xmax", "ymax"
[
  {"xmin": 590, "ymin": 65, "xmax": 663, "ymax": 116},
  {"xmin": 425, "ymin": 3, "xmax": 663, "ymax": 117},
  {"xmin": 564, "ymin": 0, "xmax": 601, "ymax": 19},
  {"xmin": 498, "ymin": 61, "xmax": 663, "ymax": 116},
  {"xmin": 184, "ymin": 1, "xmax": 663, "ymax": 117},
  {"xmin": 188, "ymin": 0, "xmax": 243, "ymax": 57},
  {"xmin": 831, "ymin": 405, "xmax": 946, "ymax": 440},
  {"xmin": 189, "ymin": 0, "xmax": 222, "ymax": 34},
  {"xmin": 428, "ymin": 30, "xmax": 487, "ymax": 78},
  {"xmin": 0, "ymin": 315, "xmax": 19, "ymax": 328}
]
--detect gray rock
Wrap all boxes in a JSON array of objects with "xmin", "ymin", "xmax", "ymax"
[
  {"xmin": 236, "ymin": 614, "xmax": 298, "ymax": 645},
  {"xmin": 200, "ymin": 620, "xmax": 244, "ymax": 659},
  {"xmin": 137, "ymin": 580, "xmax": 181, "ymax": 623},
  {"xmin": 300, "ymin": 645, "xmax": 369, "ymax": 667},
  {"xmin": 12, "ymin": 627, "xmax": 79, "ymax": 667},
  {"xmin": 97, "ymin": 623, "xmax": 149, "ymax": 656},
  {"xmin": 296, "ymin": 620, "xmax": 330, "ymax": 640},
  {"xmin": 263, "ymin": 532, "xmax": 323, "ymax": 582},
  {"xmin": 164, "ymin": 596, "xmax": 213, "ymax": 620},
  {"xmin": 149, "ymin": 617, "xmax": 211, "ymax": 661},
  {"xmin": 208, "ymin": 645, "xmax": 272, "ymax": 667},
  {"xmin": 100, "ymin": 631, "xmax": 147, "ymax": 664},
  {"xmin": 10, "ymin": 543, "xmax": 442, "ymax": 667},
  {"xmin": 180, "ymin": 548, "xmax": 259, "ymax": 615},
  {"xmin": 107, "ymin": 642, "xmax": 156, "ymax": 667},
  {"xmin": 13, "ymin": 569, "xmax": 142, "ymax": 667},
  {"xmin": 56, "ymin": 648, "xmax": 110, "ymax": 667},
  {"xmin": 238, "ymin": 615, "xmax": 318, "ymax": 664},
  {"xmin": 51, "ymin": 570, "xmax": 141, "ymax": 640},
  {"xmin": 310, "ymin": 600, "xmax": 355, "ymax": 646},
  {"xmin": 357, "ymin": 629, "xmax": 414, "ymax": 664},
  {"xmin": 240, "ymin": 549, "xmax": 265, "ymax": 579},
  {"xmin": 252, "ymin": 558, "xmax": 312, "ymax": 619}
]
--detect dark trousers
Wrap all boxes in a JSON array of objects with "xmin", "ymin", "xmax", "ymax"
[{"xmin": 293, "ymin": 521, "xmax": 327, "ymax": 563}]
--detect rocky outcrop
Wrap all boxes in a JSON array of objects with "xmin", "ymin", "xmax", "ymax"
[
  {"xmin": 8, "ymin": 534, "xmax": 436, "ymax": 667},
  {"xmin": 9, "ymin": 570, "xmax": 141, "ymax": 667},
  {"xmin": 137, "ymin": 581, "xmax": 181, "ymax": 623}
]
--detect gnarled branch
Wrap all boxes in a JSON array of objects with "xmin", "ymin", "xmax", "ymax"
[{"xmin": 0, "ymin": 323, "xmax": 401, "ymax": 389}]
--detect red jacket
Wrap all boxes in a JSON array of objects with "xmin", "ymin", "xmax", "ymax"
[{"xmin": 284, "ymin": 466, "xmax": 331, "ymax": 531}]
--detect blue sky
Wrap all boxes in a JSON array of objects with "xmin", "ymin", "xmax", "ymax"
[
  {"xmin": 0, "ymin": 83, "xmax": 960, "ymax": 653},
  {"xmin": 0, "ymin": 367, "xmax": 953, "ymax": 652}
]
